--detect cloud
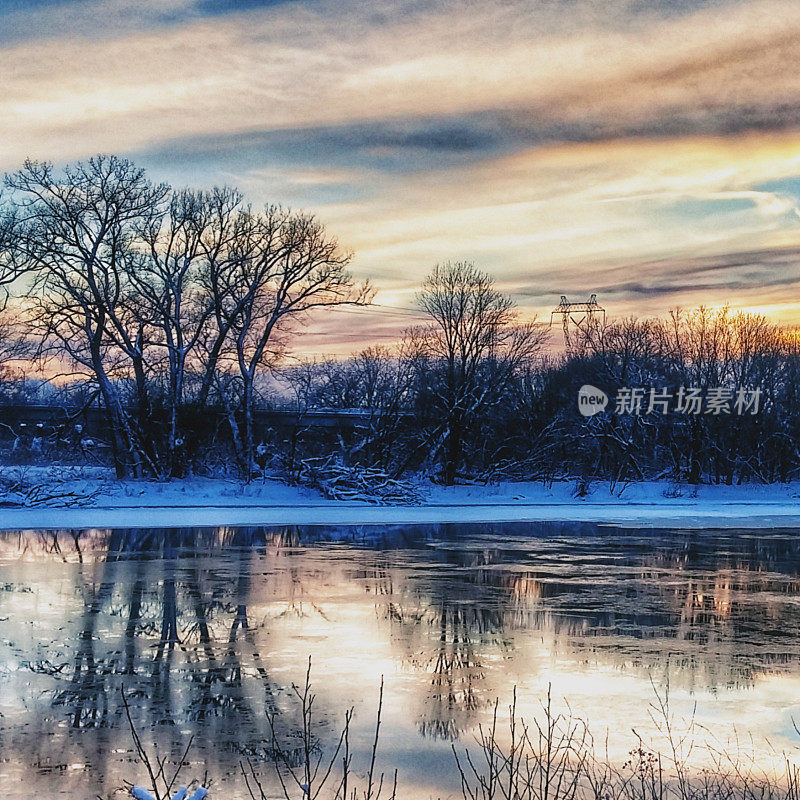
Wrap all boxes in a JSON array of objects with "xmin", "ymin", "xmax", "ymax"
[
  {"xmin": 519, "ymin": 247, "xmax": 800, "ymax": 304},
  {"xmin": 195, "ymin": 0, "xmax": 301, "ymax": 13},
  {"xmin": 6, "ymin": 0, "xmax": 800, "ymax": 170},
  {"xmin": 134, "ymin": 113, "xmax": 518, "ymax": 187},
  {"xmin": 0, "ymin": 0, "xmax": 196, "ymax": 44},
  {"xmin": 7, "ymin": 0, "xmax": 800, "ymax": 351},
  {"xmin": 276, "ymin": 133, "xmax": 800, "ymax": 327}
]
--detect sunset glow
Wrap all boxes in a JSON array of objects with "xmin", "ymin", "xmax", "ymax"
[{"xmin": 4, "ymin": 0, "xmax": 800, "ymax": 353}]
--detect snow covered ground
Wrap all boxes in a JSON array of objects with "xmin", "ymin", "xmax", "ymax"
[{"xmin": 1, "ymin": 466, "xmax": 800, "ymax": 529}]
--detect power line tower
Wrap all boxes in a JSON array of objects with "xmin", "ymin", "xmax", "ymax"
[{"xmin": 549, "ymin": 294, "xmax": 606, "ymax": 351}]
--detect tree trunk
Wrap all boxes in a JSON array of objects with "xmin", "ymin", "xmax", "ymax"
[
  {"xmin": 96, "ymin": 372, "xmax": 138, "ymax": 479},
  {"xmin": 443, "ymin": 414, "xmax": 462, "ymax": 485},
  {"xmin": 242, "ymin": 377, "xmax": 255, "ymax": 481}
]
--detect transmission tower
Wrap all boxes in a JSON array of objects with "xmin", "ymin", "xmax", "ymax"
[{"xmin": 549, "ymin": 294, "xmax": 606, "ymax": 351}]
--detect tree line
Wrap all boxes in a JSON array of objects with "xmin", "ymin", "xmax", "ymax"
[
  {"xmin": 1, "ymin": 154, "xmax": 799, "ymax": 488},
  {"xmin": 288, "ymin": 305, "xmax": 800, "ymax": 489}
]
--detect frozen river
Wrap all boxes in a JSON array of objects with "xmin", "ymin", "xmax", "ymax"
[{"xmin": 1, "ymin": 522, "xmax": 799, "ymax": 798}]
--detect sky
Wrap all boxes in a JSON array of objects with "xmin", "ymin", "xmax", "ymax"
[{"xmin": 4, "ymin": 0, "xmax": 800, "ymax": 355}]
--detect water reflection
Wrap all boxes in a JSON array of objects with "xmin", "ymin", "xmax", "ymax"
[{"xmin": 1, "ymin": 523, "xmax": 800, "ymax": 797}]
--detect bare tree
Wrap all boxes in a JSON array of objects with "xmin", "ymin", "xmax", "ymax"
[
  {"xmin": 4, "ymin": 156, "xmax": 169, "ymax": 477},
  {"xmin": 134, "ymin": 188, "xmax": 235, "ymax": 476},
  {"xmin": 210, "ymin": 207, "xmax": 371, "ymax": 476},
  {"xmin": 414, "ymin": 261, "xmax": 549, "ymax": 484},
  {"xmin": 0, "ymin": 203, "xmax": 34, "ymax": 392},
  {"xmin": 0, "ymin": 201, "xmax": 29, "ymax": 307}
]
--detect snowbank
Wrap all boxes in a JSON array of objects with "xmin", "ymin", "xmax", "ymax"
[{"xmin": 0, "ymin": 468, "xmax": 799, "ymax": 530}]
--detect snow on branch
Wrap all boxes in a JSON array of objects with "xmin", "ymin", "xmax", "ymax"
[
  {"xmin": 0, "ymin": 467, "xmax": 101, "ymax": 507},
  {"xmin": 295, "ymin": 457, "xmax": 423, "ymax": 504}
]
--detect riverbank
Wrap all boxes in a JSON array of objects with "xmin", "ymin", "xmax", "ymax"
[{"xmin": 1, "ymin": 467, "xmax": 799, "ymax": 529}]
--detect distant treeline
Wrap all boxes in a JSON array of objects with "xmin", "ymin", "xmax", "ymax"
[
  {"xmin": 1, "ymin": 155, "xmax": 798, "ymax": 487},
  {"xmin": 271, "ymin": 304, "xmax": 800, "ymax": 488}
]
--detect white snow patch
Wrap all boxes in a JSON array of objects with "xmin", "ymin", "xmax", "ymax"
[{"xmin": 1, "ymin": 468, "xmax": 799, "ymax": 529}]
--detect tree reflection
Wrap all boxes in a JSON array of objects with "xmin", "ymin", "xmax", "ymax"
[
  {"xmin": 2, "ymin": 523, "xmax": 800, "ymax": 794},
  {"xmin": 345, "ymin": 522, "xmax": 800, "ymax": 736}
]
